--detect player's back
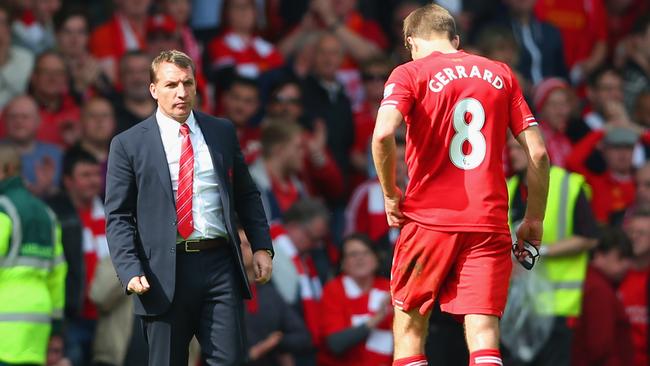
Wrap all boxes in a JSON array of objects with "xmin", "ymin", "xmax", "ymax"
[{"xmin": 381, "ymin": 50, "xmax": 535, "ymax": 234}]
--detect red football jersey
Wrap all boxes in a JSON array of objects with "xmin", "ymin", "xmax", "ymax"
[{"xmin": 381, "ymin": 50, "xmax": 536, "ymax": 234}]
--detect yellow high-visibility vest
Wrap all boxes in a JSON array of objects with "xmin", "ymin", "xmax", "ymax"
[{"xmin": 507, "ymin": 166, "xmax": 589, "ymax": 317}]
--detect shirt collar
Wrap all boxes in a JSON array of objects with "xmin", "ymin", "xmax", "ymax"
[{"xmin": 156, "ymin": 108, "xmax": 197, "ymax": 136}]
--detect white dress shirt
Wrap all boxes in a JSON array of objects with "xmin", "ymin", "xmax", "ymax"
[{"xmin": 156, "ymin": 109, "xmax": 227, "ymax": 241}]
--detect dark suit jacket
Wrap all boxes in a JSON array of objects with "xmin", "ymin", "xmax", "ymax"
[{"xmin": 105, "ymin": 110, "xmax": 272, "ymax": 316}]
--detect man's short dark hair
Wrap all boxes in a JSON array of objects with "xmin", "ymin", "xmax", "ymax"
[
  {"xmin": 53, "ymin": 7, "xmax": 88, "ymax": 33},
  {"xmin": 227, "ymin": 76, "xmax": 259, "ymax": 93},
  {"xmin": 260, "ymin": 120, "xmax": 303, "ymax": 157},
  {"xmin": 594, "ymin": 227, "xmax": 634, "ymax": 258},
  {"xmin": 283, "ymin": 199, "xmax": 330, "ymax": 225},
  {"xmin": 63, "ymin": 147, "xmax": 99, "ymax": 177},
  {"xmin": 150, "ymin": 49, "xmax": 195, "ymax": 83},
  {"xmin": 587, "ymin": 65, "xmax": 622, "ymax": 88}
]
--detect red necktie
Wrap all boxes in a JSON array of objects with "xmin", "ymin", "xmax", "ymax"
[{"xmin": 177, "ymin": 123, "xmax": 194, "ymax": 239}]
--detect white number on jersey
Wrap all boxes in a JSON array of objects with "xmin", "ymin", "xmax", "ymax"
[{"xmin": 449, "ymin": 98, "xmax": 486, "ymax": 170}]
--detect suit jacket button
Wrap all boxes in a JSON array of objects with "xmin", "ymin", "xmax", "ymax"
[{"xmin": 170, "ymin": 247, "xmax": 176, "ymax": 254}]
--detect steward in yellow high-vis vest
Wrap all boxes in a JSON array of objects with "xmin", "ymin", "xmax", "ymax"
[{"xmin": 0, "ymin": 143, "xmax": 67, "ymax": 365}]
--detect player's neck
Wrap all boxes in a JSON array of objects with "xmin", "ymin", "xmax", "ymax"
[{"xmin": 414, "ymin": 39, "xmax": 458, "ymax": 59}]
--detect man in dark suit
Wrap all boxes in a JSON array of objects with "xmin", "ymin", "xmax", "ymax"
[{"xmin": 105, "ymin": 49, "xmax": 273, "ymax": 366}]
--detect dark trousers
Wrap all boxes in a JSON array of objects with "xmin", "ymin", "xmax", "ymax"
[{"xmin": 140, "ymin": 246, "xmax": 246, "ymax": 366}]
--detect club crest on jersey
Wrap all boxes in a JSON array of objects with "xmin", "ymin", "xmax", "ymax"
[
  {"xmin": 428, "ymin": 65, "xmax": 504, "ymax": 93},
  {"xmin": 383, "ymin": 83, "xmax": 395, "ymax": 98}
]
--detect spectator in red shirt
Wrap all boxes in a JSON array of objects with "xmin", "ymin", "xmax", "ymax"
[
  {"xmin": 618, "ymin": 210, "xmax": 650, "ymax": 366},
  {"xmin": 566, "ymin": 126, "xmax": 639, "ymax": 224},
  {"xmin": 30, "ymin": 51, "xmax": 81, "ymax": 147},
  {"xmin": 318, "ymin": 234, "xmax": 393, "ymax": 366},
  {"xmin": 89, "ymin": 0, "xmax": 152, "ymax": 84},
  {"xmin": 208, "ymin": 0, "xmax": 284, "ymax": 81},
  {"xmin": 249, "ymin": 120, "xmax": 343, "ymax": 222},
  {"xmin": 54, "ymin": 10, "xmax": 112, "ymax": 102},
  {"xmin": 221, "ymin": 76, "xmax": 261, "ymax": 163},
  {"xmin": 533, "ymin": 78, "xmax": 576, "ymax": 168},
  {"xmin": 534, "ymin": 0, "xmax": 608, "ymax": 85},
  {"xmin": 573, "ymin": 227, "xmax": 635, "ymax": 366}
]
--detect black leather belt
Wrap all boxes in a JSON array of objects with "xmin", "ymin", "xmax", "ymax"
[{"xmin": 177, "ymin": 238, "xmax": 228, "ymax": 252}]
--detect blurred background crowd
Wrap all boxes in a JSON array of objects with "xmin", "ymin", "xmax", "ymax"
[{"xmin": 0, "ymin": 0, "xmax": 649, "ymax": 365}]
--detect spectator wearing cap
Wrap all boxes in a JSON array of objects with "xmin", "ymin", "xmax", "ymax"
[
  {"xmin": 29, "ymin": 51, "xmax": 82, "ymax": 147},
  {"xmin": 0, "ymin": 3, "xmax": 34, "ymax": 111},
  {"xmin": 572, "ymin": 227, "xmax": 635, "ymax": 366},
  {"xmin": 533, "ymin": 78, "xmax": 576, "ymax": 168},
  {"xmin": 566, "ymin": 126, "xmax": 640, "ymax": 224},
  {"xmin": 89, "ymin": 0, "xmax": 152, "ymax": 84},
  {"xmin": 207, "ymin": 0, "xmax": 284, "ymax": 81},
  {"xmin": 54, "ymin": 10, "xmax": 113, "ymax": 103}
]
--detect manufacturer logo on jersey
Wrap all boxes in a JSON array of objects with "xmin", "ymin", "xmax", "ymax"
[{"xmin": 383, "ymin": 83, "xmax": 395, "ymax": 99}]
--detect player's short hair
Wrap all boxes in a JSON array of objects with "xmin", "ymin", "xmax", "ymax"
[
  {"xmin": 260, "ymin": 120, "xmax": 303, "ymax": 157},
  {"xmin": 402, "ymin": 4, "xmax": 457, "ymax": 48},
  {"xmin": 150, "ymin": 49, "xmax": 195, "ymax": 83}
]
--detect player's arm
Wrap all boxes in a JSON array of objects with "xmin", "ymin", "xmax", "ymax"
[
  {"xmin": 515, "ymin": 126, "xmax": 550, "ymax": 245},
  {"xmin": 372, "ymin": 106, "xmax": 405, "ymax": 227}
]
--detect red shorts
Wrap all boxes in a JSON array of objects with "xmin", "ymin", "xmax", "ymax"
[{"xmin": 390, "ymin": 221, "xmax": 512, "ymax": 317}]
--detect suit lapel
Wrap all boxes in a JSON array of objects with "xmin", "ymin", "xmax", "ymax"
[{"xmin": 141, "ymin": 116, "xmax": 174, "ymax": 203}]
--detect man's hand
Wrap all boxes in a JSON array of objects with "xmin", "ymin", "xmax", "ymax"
[
  {"xmin": 253, "ymin": 250, "xmax": 273, "ymax": 284},
  {"xmin": 515, "ymin": 218, "xmax": 543, "ymax": 261},
  {"xmin": 127, "ymin": 275, "xmax": 150, "ymax": 295},
  {"xmin": 384, "ymin": 188, "xmax": 405, "ymax": 228},
  {"xmin": 249, "ymin": 331, "xmax": 283, "ymax": 360}
]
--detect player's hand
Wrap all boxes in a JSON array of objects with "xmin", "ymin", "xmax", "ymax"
[
  {"xmin": 127, "ymin": 275, "xmax": 150, "ymax": 295},
  {"xmin": 253, "ymin": 250, "xmax": 273, "ymax": 284},
  {"xmin": 515, "ymin": 218, "xmax": 543, "ymax": 261},
  {"xmin": 384, "ymin": 188, "xmax": 405, "ymax": 228}
]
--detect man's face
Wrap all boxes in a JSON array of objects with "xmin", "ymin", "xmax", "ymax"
[
  {"xmin": 279, "ymin": 133, "xmax": 305, "ymax": 173},
  {"xmin": 65, "ymin": 162, "xmax": 103, "ymax": 203},
  {"xmin": 56, "ymin": 15, "xmax": 88, "ymax": 58},
  {"xmin": 31, "ymin": 54, "xmax": 68, "ymax": 99},
  {"xmin": 540, "ymin": 89, "xmax": 572, "ymax": 131},
  {"xmin": 332, "ymin": 0, "xmax": 357, "ymax": 18},
  {"xmin": 589, "ymin": 72, "xmax": 624, "ymax": 111},
  {"xmin": 228, "ymin": 0, "xmax": 256, "ymax": 33},
  {"xmin": 636, "ymin": 166, "xmax": 650, "ymax": 209},
  {"xmin": 362, "ymin": 64, "xmax": 390, "ymax": 103},
  {"xmin": 150, "ymin": 62, "xmax": 196, "ymax": 122},
  {"xmin": 268, "ymin": 84, "xmax": 302, "ymax": 122},
  {"xmin": 122, "ymin": 55, "xmax": 152, "ymax": 102},
  {"xmin": 313, "ymin": 35, "xmax": 344, "ymax": 81},
  {"xmin": 626, "ymin": 217, "xmax": 650, "ymax": 257},
  {"xmin": 4, "ymin": 98, "xmax": 40, "ymax": 144},
  {"xmin": 223, "ymin": 84, "xmax": 259, "ymax": 127},
  {"xmin": 81, "ymin": 99, "xmax": 115, "ymax": 145},
  {"xmin": 603, "ymin": 145, "xmax": 634, "ymax": 175}
]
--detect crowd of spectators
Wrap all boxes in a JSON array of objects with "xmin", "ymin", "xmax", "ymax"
[{"xmin": 0, "ymin": 0, "xmax": 649, "ymax": 365}]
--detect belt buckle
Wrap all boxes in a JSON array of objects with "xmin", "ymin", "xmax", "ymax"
[{"xmin": 184, "ymin": 239, "xmax": 201, "ymax": 252}]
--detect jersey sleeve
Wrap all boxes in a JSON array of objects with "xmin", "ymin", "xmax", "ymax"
[
  {"xmin": 508, "ymin": 71, "xmax": 538, "ymax": 137},
  {"xmin": 380, "ymin": 65, "xmax": 415, "ymax": 118}
]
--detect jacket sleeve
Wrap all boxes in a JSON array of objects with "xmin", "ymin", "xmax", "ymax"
[
  {"xmin": 565, "ymin": 130, "xmax": 604, "ymax": 178},
  {"xmin": 229, "ymin": 124, "xmax": 273, "ymax": 253},
  {"xmin": 104, "ymin": 136, "xmax": 143, "ymax": 293}
]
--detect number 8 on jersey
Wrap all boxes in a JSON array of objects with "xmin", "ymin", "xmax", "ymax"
[{"xmin": 449, "ymin": 98, "xmax": 486, "ymax": 170}]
